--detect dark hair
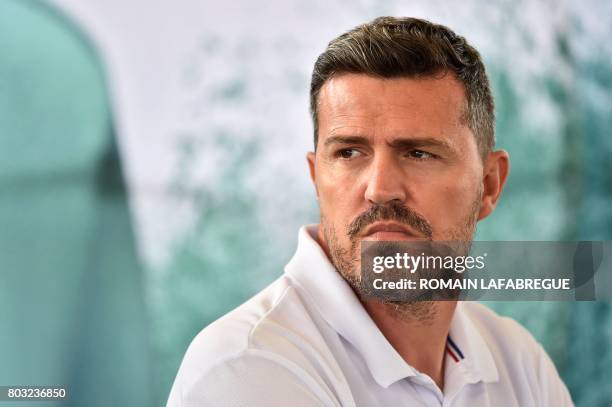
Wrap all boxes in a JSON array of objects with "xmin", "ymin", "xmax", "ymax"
[{"xmin": 310, "ymin": 16, "xmax": 495, "ymax": 158}]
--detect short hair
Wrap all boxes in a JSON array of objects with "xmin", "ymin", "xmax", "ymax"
[{"xmin": 310, "ymin": 16, "xmax": 495, "ymax": 159}]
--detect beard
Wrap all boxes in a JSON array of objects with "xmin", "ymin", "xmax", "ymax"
[{"xmin": 321, "ymin": 193, "xmax": 482, "ymax": 325}]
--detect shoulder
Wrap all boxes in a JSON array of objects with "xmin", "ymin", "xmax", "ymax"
[
  {"xmin": 460, "ymin": 302, "xmax": 541, "ymax": 353},
  {"xmin": 461, "ymin": 302, "xmax": 547, "ymax": 370},
  {"xmin": 460, "ymin": 302, "xmax": 573, "ymax": 406},
  {"xmin": 173, "ymin": 276, "xmax": 296, "ymax": 380},
  {"xmin": 167, "ymin": 276, "xmax": 338, "ymax": 406}
]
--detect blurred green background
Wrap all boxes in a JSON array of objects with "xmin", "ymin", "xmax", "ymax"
[{"xmin": 1, "ymin": 0, "xmax": 611, "ymax": 406}]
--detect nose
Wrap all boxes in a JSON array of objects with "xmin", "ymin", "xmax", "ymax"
[{"xmin": 364, "ymin": 153, "xmax": 407, "ymax": 205}]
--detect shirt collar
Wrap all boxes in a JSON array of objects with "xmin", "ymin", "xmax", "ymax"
[
  {"xmin": 285, "ymin": 225, "xmax": 416, "ymax": 387},
  {"xmin": 285, "ymin": 225, "xmax": 498, "ymax": 388},
  {"xmin": 447, "ymin": 302, "xmax": 499, "ymax": 383}
]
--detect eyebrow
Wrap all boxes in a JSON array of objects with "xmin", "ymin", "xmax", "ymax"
[
  {"xmin": 323, "ymin": 135, "xmax": 455, "ymax": 152},
  {"xmin": 388, "ymin": 137, "xmax": 454, "ymax": 152},
  {"xmin": 324, "ymin": 135, "xmax": 369, "ymax": 147}
]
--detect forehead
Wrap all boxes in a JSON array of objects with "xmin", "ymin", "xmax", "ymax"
[{"xmin": 317, "ymin": 73, "xmax": 469, "ymax": 142}]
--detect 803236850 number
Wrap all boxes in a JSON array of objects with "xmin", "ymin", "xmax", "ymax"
[{"xmin": 1, "ymin": 386, "xmax": 68, "ymax": 401}]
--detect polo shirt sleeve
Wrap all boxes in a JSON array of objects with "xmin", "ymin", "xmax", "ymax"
[
  {"xmin": 167, "ymin": 350, "xmax": 340, "ymax": 407},
  {"xmin": 535, "ymin": 343, "xmax": 574, "ymax": 406}
]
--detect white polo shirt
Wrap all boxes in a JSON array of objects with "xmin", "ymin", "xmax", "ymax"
[{"xmin": 167, "ymin": 225, "xmax": 573, "ymax": 406}]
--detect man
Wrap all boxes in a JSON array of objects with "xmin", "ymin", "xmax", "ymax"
[{"xmin": 168, "ymin": 17, "xmax": 573, "ymax": 406}]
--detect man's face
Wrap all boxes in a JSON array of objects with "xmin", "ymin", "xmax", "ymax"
[{"xmin": 307, "ymin": 73, "xmax": 498, "ymax": 287}]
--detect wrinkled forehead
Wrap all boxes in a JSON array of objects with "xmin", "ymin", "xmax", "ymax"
[{"xmin": 316, "ymin": 73, "xmax": 470, "ymax": 145}]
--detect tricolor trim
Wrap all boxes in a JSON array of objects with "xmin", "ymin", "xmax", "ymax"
[{"xmin": 446, "ymin": 336, "xmax": 464, "ymax": 363}]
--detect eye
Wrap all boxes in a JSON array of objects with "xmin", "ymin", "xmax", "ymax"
[
  {"xmin": 407, "ymin": 149, "xmax": 435, "ymax": 159},
  {"xmin": 336, "ymin": 148, "xmax": 362, "ymax": 160}
]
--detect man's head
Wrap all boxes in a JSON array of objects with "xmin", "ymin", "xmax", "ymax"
[
  {"xmin": 310, "ymin": 16, "xmax": 495, "ymax": 160},
  {"xmin": 306, "ymin": 17, "xmax": 509, "ymax": 308}
]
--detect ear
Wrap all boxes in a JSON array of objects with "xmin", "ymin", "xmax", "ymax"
[
  {"xmin": 478, "ymin": 150, "xmax": 510, "ymax": 221},
  {"xmin": 306, "ymin": 151, "xmax": 319, "ymax": 199}
]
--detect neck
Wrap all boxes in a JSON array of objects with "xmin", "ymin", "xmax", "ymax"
[
  {"xmin": 315, "ymin": 224, "xmax": 456, "ymax": 390},
  {"xmin": 363, "ymin": 299, "xmax": 456, "ymax": 391}
]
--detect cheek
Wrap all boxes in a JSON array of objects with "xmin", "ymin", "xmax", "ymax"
[
  {"xmin": 316, "ymin": 166, "xmax": 362, "ymax": 226},
  {"xmin": 318, "ymin": 185, "xmax": 353, "ymax": 225},
  {"xmin": 416, "ymin": 173, "xmax": 481, "ymax": 228}
]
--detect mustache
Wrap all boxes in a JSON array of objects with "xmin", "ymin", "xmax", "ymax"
[{"xmin": 347, "ymin": 201, "xmax": 433, "ymax": 240}]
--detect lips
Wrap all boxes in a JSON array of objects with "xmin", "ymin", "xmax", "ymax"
[{"xmin": 361, "ymin": 222, "xmax": 422, "ymax": 241}]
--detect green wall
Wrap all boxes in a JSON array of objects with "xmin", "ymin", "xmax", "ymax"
[{"xmin": 0, "ymin": 1, "xmax": 151, "ymax": 406}]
